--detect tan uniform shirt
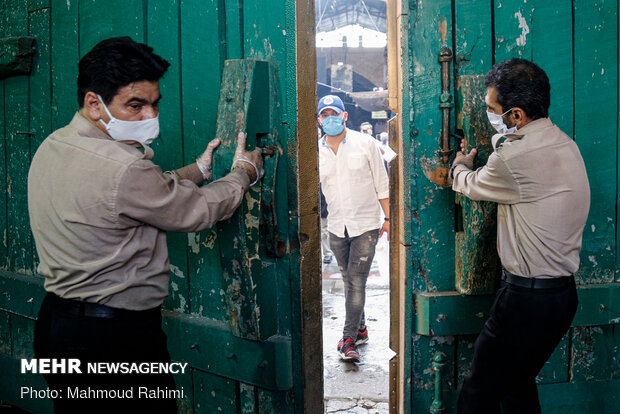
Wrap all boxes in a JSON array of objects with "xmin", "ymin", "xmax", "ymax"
[
  {"xmin": 28, "ymin": 113, "xmax": 250, "ymax": 310},
  {"xmin": 452, "ymin": 118, "xmax": 590, "ymax": 278}
]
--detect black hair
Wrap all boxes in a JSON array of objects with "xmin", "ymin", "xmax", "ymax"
[
  {"xmin": 485, "ymin": 58, "xmax": 550, "ymax": 120},
  {"xmin": 77, "ymin": 37, "xmax": 170, "ymax": 107}
]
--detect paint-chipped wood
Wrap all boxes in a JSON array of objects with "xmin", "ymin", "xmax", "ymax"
[
  {"xmin": 454, "ymin": 75, "xmax": 498, "ymax": 295},
  {"xmin": 0, "ymin": 36, "xmax": 35, "ymax": 79},
  {"xmin": 574, "ymin": 0, "xmax": 617, "ymax": 284},
  {"xmin": 0, "ymin": 1, "xmax": 304, "ymax": 412},
  {"xmin": 570, "ymin": 325, "xmax": 618, "ymax": 382},
  {"xmin": 212, "ymin": 59, "xmax": 274, "ymax": 340}
]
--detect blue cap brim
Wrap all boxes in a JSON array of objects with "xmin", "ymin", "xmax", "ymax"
[{"xmin": 319, "ymin": 105, "xmax": 343, "ymax": 114}]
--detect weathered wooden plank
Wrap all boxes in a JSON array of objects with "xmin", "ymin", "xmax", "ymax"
[
  {"xmin": 416, "ymin": 284, "xmax": 620, "ymax": 336},
  {"xmin": 257, "ymin": 388, "xmax": 293, "ymax": 414},
  {"xmin": 145, "ymin": 0, "xmax": 189, "ymax": 314},
  {"xmin": 408, "ymin": 0, "xmax": 455, "ymax": 292},
  {"xmin": 5, "ymin": 0, "xmax": 33, "ymax": 276},
  {"xmin": 179, "ymin": 0, "xmax": 227, "ymax": 319},
  {"xmin": 411, "ymin": 334, "xmax": 456, "ymax": 412},
  {"xmin": 239, "ymin": 383, "xmax": 256, "ymax": 413},
  {"xmin": 162, "ymin": 310, "xmax": 292, "ymax": 391},
  {"xmin": 454, "ymin": 0, "xmax": 492, "ymax": 77},
  {"xmin": 415, "ymin": 378, "xmax": 620, "ymax": 414},
  {"xmin": 0, "ymin": 270, "xmax": 45, "ymax": 318},
  {"xmin": 570, "ymin": 325, "xmax": 618, "ymax": 381},
  {"xmin": 0, "ymin": 311, "xmax": 11, "ymax": 355},
  {"xmin": 456, "ymin": 335, "xmax": 476, "ymax": 386},
  {"xmin": 0, "ymin": 36, "xmax": 36, "ymax": 79},
  {"xmin": 192, "ymin": 369, "xmax": 237, "ymax": 413},
  {"xmin": 574, "ymin": 0, "xmax": 618, "ymax": 284},
  {"xmin": 0, "ymin": 0, "xmax": 7, "ymax": 270},
  {"xmin": 531, "ymin": 0, "xmax": 574, "ymax": 136},
  {"xmin": 454, "ymin": 75, "xmax": 499, "ymax": 295},
  {"xmin": 211, "ymin": 59, "xmax": 278, "ymax": 340},
  {"xmin": 28, "ymin": 0, "xmax": 50, "ymax": 10},
  {"xmin": 10, "ymin": 314, "xmax": 35, "ymax": 359},
  {"xmin": 28, "ymin": 9, "xmax": 51, "ymax": 154},
  {"xmin": 493, "ymin": 0, "xmax": 532, "ymax": 61},
  {"xmin": 28, "ymin": 7, "xmax": 51, "ymax": 272},
  {"xmin": 0, "ymin": 353, "xmax": 53, "ymax": 413},
  {"xmin": 398, "ymin": 3, "xmax": 413, "ymax": 248},
  {"xmin": 173, "ymin": 368, "xmax": 194, "ymax": 413},
  {"xmin": 78, "ymin": 0, "xmax": 144, "ymax": 55},
  {"xmin": 225, "ymin": 0, "xmax": 243, "ymax": 59},
  {"xmin": 50, "ymin": 0, "xmax": 79, "ymax": 130}
]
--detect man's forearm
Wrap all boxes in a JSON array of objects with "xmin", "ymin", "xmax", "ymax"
[{"xmin": 379, "ymin": 198, "xmax": 389, "ymax": 219}]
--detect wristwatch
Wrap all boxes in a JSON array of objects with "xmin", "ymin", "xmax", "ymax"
[{"xmin": 449, "ymin": 162, "xmax": 468, "ymax": 179}]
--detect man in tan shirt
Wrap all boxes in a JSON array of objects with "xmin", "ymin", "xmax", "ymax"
[
  {"xmin": 28, "ymin": 37, "xmax": 262, "ymax": 412},
  {"xmin": 451, "ymin": 59, "xmax": 590, "ymax": 414}
]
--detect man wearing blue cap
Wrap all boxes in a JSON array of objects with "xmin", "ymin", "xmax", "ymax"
[{"xmin": 317, "ymin": 95, "xmax": 390, "ymax": 363}]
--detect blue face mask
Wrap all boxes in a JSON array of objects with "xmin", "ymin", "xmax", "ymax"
[{"xmin": 321, "ymin": 115, "xmax": 345, "ymax": 136}]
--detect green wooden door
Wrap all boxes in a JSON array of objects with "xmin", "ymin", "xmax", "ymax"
[
  {"xmin": 0, "ymin": 1, "xmax": 320, "ymax": 413},
  {"xmin": 398, "ymin": 0, "xmax": 620, "ymax": 412}
]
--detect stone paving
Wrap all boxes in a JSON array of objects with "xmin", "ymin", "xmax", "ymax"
[{"xmin": 322, "ymin": 234, "xmax": 392, "ymax": 413}]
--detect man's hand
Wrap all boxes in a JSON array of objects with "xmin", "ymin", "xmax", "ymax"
[
  {"xmin": 196, "ymin": 138, "xmax": 221, "ymax": 180},
  {"xmin": 379, "ymin": 220, "xmax": 390, "ymax": 240},
  {"xmin": 453, "ymin": 138, "xmax": 477, "ymax": 169},
  {"xmin": 232, "ymin": 132, "xmax": 263, "ymax": 184}
]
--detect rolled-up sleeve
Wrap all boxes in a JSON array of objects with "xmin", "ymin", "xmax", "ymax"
[
  {"xmin": 452, "ymin": 152, "xmax": 520, "ymax": 204},
  {"xmin": 370, "ymin": 142, "xmax": 389, "ymax": 199},
  {"xmin": 116, "ymin": 160, "xmax": 250, "ymax": 232}
]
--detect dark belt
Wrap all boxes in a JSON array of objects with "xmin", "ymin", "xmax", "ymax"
[
  {"xmin": 46, "ymin": 292, "xmax": 160, "ymax": 319},
  {"xmin": 501, "ymin": 269, "xmax": 573, "ymax": 289}
]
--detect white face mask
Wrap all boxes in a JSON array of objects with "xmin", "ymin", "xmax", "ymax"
[
  {"xmin": 97, "ymin": 95, "xmax": 160, "ymax": 145},
  {"xmin": 486, "ymin": 108, "xmax": 517, "ymax": 135}
]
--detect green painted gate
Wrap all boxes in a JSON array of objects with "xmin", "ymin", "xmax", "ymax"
[
  {"xmin": 0, "ymin": 1, "xmax": 321, "ymax": 413},
  {"xmin": 395, "ymin": 0, "xmax": 620, "ymax": 412}
]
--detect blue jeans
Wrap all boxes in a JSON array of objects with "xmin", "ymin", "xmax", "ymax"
[{"xmin": 329, "ymin": 228, "xmax": 380, "ymax": 339}]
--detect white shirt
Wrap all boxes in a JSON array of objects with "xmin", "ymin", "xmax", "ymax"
[{"xmin": 319, "ymin": 128, "xmax": 389, "ymax": 238}]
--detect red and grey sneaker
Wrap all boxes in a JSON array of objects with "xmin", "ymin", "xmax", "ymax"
[
  {"xmin": 337, "ymin": 338, "xmax": 360, "ymax": 363},
  {"xmin": 355, "ymin": 326, "xmax": 369, "ymax": 346}
]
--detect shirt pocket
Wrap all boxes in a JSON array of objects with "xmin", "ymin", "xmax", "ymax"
[{"xmin": 347, "ymin": 152, "xmax": 365, "ymax": 170}]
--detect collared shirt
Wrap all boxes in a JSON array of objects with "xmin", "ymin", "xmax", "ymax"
[
  {"xmin": 319, "ymin": 128, "xmax": 389, "ymax": 238},
  {"xmin": 452, "ymin": 118, "xmax": 590, "ymax": 278},
  {"xmin": 28, "ymin": 112, "xmax": 250, "ymax": 310}
]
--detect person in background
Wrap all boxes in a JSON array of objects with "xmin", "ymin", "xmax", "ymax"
[
  {"xmin": 317, "ymin": 95, "xmax": 389, "ymax": 363},
  {"xmin": 360, "ymin": 121, "xmax": 373, "ymax": 136}
]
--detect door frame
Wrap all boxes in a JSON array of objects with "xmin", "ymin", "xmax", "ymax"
[{"xmin": 296, "ymin": 0, "xmax": 324, "ymax": 413}]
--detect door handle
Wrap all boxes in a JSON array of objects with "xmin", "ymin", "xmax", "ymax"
[{"xmin": 421, "ymin": 47, "xmax": 458, "ymax": 187}]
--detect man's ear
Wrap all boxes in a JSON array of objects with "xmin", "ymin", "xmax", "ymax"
[
  {"xmin": 83, "ymin": 91, "xmax": 103, "ymax": 121},
  {"xmin": 511, "ymin": 107, "xmax": 528, "ymax": 128},
  {"xmin": 317, "ymin": 117, "xmax": 323, "ymax": 126},
  {"xmin": 343, "ymin": 112, "xmax": 348, "ymax": 122}
]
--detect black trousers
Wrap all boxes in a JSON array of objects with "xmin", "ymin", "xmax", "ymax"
[
  {"xmin": 457, "ymin": 278, "xmax": 578, "ymax": 414},
  {"xmin": 34, "ymin": 293, "xmax": 178, "ymax": 413}
]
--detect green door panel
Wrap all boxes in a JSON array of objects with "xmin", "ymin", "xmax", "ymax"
[
  {"xmin": 403, "ymin": 0, "xmax": 619, "ymax": 412},
  {"xmin": 0, "ymin": 1, "xmax": 306, "ymax": 412}
]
